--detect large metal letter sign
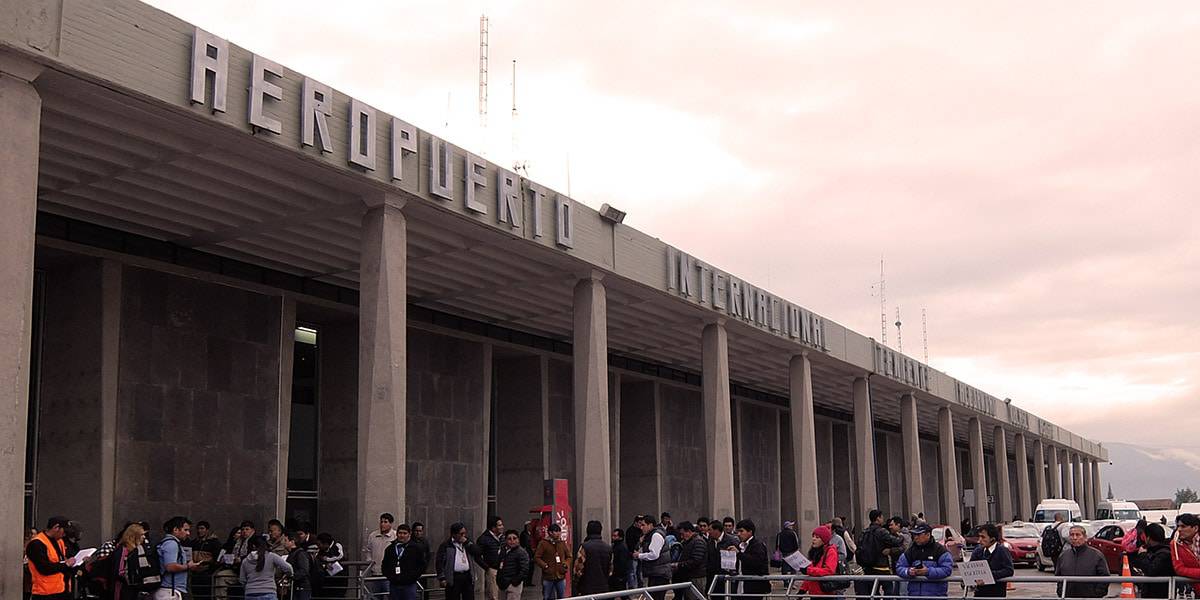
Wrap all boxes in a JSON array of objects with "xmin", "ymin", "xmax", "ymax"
[
  {"xmin": 190, "ymin": 27, "xmax": 229, "ymax": 113},
  {"xmin": 349, "ymin": 98, "xmax": 377, "ymax": 170},
  {"xmin": 301, "ymin": 77, "xmax": 334, "ymax": 153},
  {"xmin": 248, "ymin": 55, "xmax": 283, "ymax": 134}
]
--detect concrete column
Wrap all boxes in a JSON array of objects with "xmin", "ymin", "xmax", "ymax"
[
  {"xmin": 968, "ymin": 417, "xmax": 988, "ymax": 525},
  {"xmin": 1062, "ymin": 449, "xmax": 1074, "ymax": 500},
  {"xmin": 702, "ymin": 321, "xmax": 736, "ymax": 518},
  {"xmin": 1014, "ymin": 433, "xmax": 1032, "ymax": 520},
  {"xmin": 573, "ymin": 274, "xmax": 611, "ymax": 529},
  {"xmin": 1047, "ymin": 445, "xmax": 1061, "ymax": 498},
  {"xmin": 938, "ymin": 407, "xmax": 961, "ymax": 530},
  {"xmin": 1091, "ymin": 460, "xmax": 1102, "ymax": 516},
  {"xmin": 900, "ymin": 393, "xmax": 924, "ymax": 518},
  {"xmin": 993, "ymin": 426, "xmax": 1012, "ymax": 522},
  {"xmin": 1080, "ymin": 453, "xmax": 1089, "ymax": 511},
  {"xmin": 609, "ymin": 372, "xmax": 621, "ymax": 525},
  {"xmin": 1033, "ymin": 440, "xmax": 1048, "ymax": 505},
  {"xmin": 1082, "ymin": 455, "xmax": 1094, "ymax": 519},
  {"xmin": 357, "ymin": 197, "xmax": 407, "ymax": 548},
  {"xmin": 853, "ymin": 377, "xmax": 878, "ymax": 511},
  {"xmin": 99, "ymin": 261, "xmax": 122, "ymax": 540},
  {"xmin": 0, "ymin": 61, "xmax": 42, "ymax": 600},
  {"xmin": 789, "ymin": 353, "xmax": 819, "ymax": 533},
  {"xmin": 275, "ymin": 298, "xmax": 297, "ymax": 521}
]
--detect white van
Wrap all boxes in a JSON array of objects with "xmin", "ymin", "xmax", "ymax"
[
  {"xmin": 1095, "ymin": 500, "xmax": 1141, "ymax": 521},
  {"xmin": 1178, "ymin": 502, "xmax": 1200, "ymax": 516},
  {"xmin": 1034, "ymin": 499, "xmax": 1083, "ymax": 524}
]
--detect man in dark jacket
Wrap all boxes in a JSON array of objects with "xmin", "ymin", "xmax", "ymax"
[
  {"xmin": 436, "ymin": 523, "xmax": 483, "ymax": 600},
  {"xmin": 476, "ymin": 516, "xmax": 505, "ymax": 600},
  {"xmin": 610, "ymin": 528, "xmax": 632, "ymax": 593},
  {"xmin": 383, "ymin": 524, "xmax": 428, "ymax": 600},
  {"xmin": 576, "ymin": 521, "xmax": 613, "ymax": 595},
  {"xmin": 969, "ymin": 523, "xmax": 1014, "ymax": 598},
  {"xmin": 775, "ymin": 521, "xmax": 801, "ymax": 574},
  {"xmin": 497, "ymin": 530, "xmax": 531, "ymax": 600},
  {"xmin": 855, "ymin": 509, "xmax": 903, "ymax": 599},
  {"xmin": 731, "ymin": 520, "xmax": 770, "ymax": 600},
  {"xmin": 1130, "ymin": 523, "xmax": 1173, "ymax": 599},
  {"xmin": 705, "ymin": 517, "xmax": 739, "ymax": 597},
  {"xmin": 1054, "ymin": 525, "xmax": 1110, "ymax": 598},
  {"xmin": 672, "ymin": 522, "xmax": 708, "ymax": 592}
]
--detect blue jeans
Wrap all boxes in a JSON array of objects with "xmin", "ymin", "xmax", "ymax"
[
  {"xmin": 246, "ymin": 594, "xmax": 279, "ymax": 600},
  {"xmin": 390, "ymin": 583, "xmax": 418, "ymax": 600},
  {"xmin": 542, "ymin": 579, "xmax": 566, "ymax": 600}
]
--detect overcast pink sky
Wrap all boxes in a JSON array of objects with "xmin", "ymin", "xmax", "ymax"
[{"xmin": 150, "ymin": 0, "xmax": 1200, "ymax": 447}]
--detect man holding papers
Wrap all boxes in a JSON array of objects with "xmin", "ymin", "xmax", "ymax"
[{"xmin": 969, "ymin": 524, "xmax": 1014, "ymax": 597}]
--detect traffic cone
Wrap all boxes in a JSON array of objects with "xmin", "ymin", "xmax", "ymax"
[{"xmin": 1120, "ymin": 555, "xmax": 1135, "ymax": 599}]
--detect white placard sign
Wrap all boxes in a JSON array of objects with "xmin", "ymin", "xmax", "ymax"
[
  {"xmin": 783, "ymin": 551, "xmax": 812, "ymax": 571},
  {"xmin": 960, "ymin": 560, "xmax": 995, "ymax": 585}
]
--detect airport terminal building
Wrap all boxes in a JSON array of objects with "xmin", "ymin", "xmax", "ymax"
[{"xmin": 0, "ymin": 0, "xmax": 1105, "ymax": 593}]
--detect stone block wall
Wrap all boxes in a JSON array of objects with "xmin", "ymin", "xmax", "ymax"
[
  {"xmin": 34, "ymin": 259, "xmax": 103, "ymax": 544},
  {"xmin": 405, "ymin": 328, "xmax": 487, "ymax": 539},
  {"xmin": 619, "ymin": 380, "xmax": 658, "ymax": 522},
  {"xmin": 116, "ymin": 266, "xmax": 281, "ymax": 533},
  {"xmin": 658, "ymin": 384, "xmax": 706, "ymax": 521},
  {"xmin": 736, "ymin": 400, "xmax": 780, "ymax": 533},
  {"xmin": 494, "ymin": 355, "xmax": 545, "ymax": 526}
]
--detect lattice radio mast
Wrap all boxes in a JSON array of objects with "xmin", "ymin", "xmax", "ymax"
[
  {"xmin": 894, "ymin": 307, "xmax": 903, "ymax": 353},
  {"xmin": 478, "ymin": 15, "xmax": 488, "ymax": 131},
  {"xmin": 512, "ymin": 60, "xmax": 528, "ymax": 175},
  {"xmin": 871, "ymin": 258, "xmax": 887, "ymax": 345},
  {"xmin": 922, "ymin": 308, "xmax": 929, "ymax": 364}
]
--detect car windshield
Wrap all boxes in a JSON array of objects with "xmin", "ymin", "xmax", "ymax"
[
  {"xmin": 1113, "ymin": 510, "xmax": 1140, "ymax": 520},
  {"xmin": 1035, "ymin": 509, "xmax": 1071, "ymax": 522},
  {"xmin": 1005, "ymin": 529, "xmax": 1038, "ymax": 539}
]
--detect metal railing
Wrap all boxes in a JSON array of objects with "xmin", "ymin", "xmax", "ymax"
[
  {"xmin": 707, "ymin": 573, "xmax": 1200, "ymax": 600},
  {"xmin": 566, "ymin": 582, "xmax": 707, "ymax": 600}
]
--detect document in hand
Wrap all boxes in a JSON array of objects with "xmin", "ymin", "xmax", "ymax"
[
  {"xmin": 720, "ymin": 549, "xmax": 738, "ymax": 571},
  {"xmin": 783, "ymin": 551, "xmax": 812, "ymax": 571}
]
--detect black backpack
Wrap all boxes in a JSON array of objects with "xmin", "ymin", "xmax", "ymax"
[
  {"xmin": 855, "ymin": 528, "xmax": 880, "ymax": 567},
  {"xmin": 1041, "ymin": 526, "xmax": 1064, "ymax": 559}
]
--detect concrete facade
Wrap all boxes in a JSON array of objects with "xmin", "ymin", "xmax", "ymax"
[{"xmin": 0, "ymin": 3, "xmax": 1109, "ymax": 593}]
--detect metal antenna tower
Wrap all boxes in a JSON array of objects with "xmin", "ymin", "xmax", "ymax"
[
  {"xmin": 478, "ymin": 15, "xmax": 488, "ymax": 130},
  {"xmin": 870, "ymin": 258, "xmax": 887, "ymax": 345},
  {"xmin": 511, "ymin": 60, "xmax": 528, "ymax": 175},
  {"xmin": 921, "ymin": 308, "xmax": 929, "ymax": 363},
  {"xmin": 894, "ymin": 307, "xmax": 903, "ymax": 353}
]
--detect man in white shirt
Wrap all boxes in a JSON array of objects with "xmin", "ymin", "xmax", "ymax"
[
  {"xmin": 633, "ymin": 516, "xmax": 672, "ymax": 600},
  {"xmin": 437, "ymin": 523, "xmax": 481, "ymax": 600},
  {"xmin": 363, "ymin": 513, "xmax": 398, "ymax": 577}
]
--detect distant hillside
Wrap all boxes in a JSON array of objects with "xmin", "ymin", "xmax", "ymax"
[{"xmin": 1100, "ymin": 442, "xmax": 1200, "ymax": 500}]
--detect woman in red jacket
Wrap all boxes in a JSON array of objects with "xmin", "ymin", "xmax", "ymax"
[
  {"xmin": 1170, "ymin": 514, "xmax": 1200, "ymax": 596},
  {"xmin": 798, "ymin": 526, "xmax": 841, "ymax": 597}
]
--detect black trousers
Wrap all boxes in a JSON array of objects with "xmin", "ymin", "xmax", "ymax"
[{"xmin": 446, "ymin": 572, "xmax": 474, "ymax": 600}]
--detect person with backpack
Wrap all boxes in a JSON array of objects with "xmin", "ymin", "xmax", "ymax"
[
  {"xmin": 283, "ymin": 530, "xmax": 315, "ymax": 600},
  {"xmin": 157, "ymin": 516, "xmax": 205, "ymax": 599},
  {"xmin": 774, "ymin": 521, "xmax": 802, "ymax": 574},
  {"xmin": 798, "ymin": 525, "xmax": 847, "ymax": 597},
  {"xmin": 1040, "ymin": 515, "xmax": 1066, "ymax": 570},
  {"xmin": 1130, "ymin": 523, "xmax": 1173, "ymax": 599},
  {"xmin": 854, "ymin": 509, "xmax": 902, "ymax": 598},
  {"xmin": 671, "ymin": 522, "xmax": 708, "ymax": 593},
  {"xmin": 238, "ymin": 535, "xmax": 293, "ymax": 600}
]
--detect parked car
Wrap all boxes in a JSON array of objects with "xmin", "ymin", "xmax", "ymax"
[
  {"xmin": 963, "ymin": 526, "xmax": 981, "ymax": 556},
  {"xmin": 1001, "ymin": 525, "xmax": 1041, "ymax": 567},
  {"xmin": 1088, "ymin": 524, "xmax": 1128, "ymax": 574},
  {"xmin": 1036, "ymin": 522, "xmax": 1095, "ymax": 571},
  {"xmin": 932, "ymin": 525, "xmax": 965, "ymax": 561}
]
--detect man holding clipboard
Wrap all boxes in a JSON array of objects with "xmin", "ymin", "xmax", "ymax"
[{"xmin": 967, "ymin": 524, "xmax": 1014, "ymax": 598}]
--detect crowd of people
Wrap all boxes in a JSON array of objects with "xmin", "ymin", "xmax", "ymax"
[{"xmin": 23, "ymin": 508, "xmax": 1200, "ymax": 600}]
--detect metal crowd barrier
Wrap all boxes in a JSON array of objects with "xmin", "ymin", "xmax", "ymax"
[
  {"xmin": 566, "ymin": 582, "xmax": 707, "ymax": 600},
  {"xmin": 708, "ymin": 573, "xmax": 1200, "ymax": 600}
]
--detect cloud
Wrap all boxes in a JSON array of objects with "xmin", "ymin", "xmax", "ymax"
[{"xmin": 146, "ymin": 0, "xmax": 1200, "ymax": 445}]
